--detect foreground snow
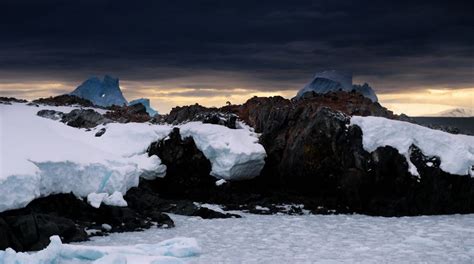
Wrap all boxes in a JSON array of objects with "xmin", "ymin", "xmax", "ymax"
[
  {"xmin": 0, "ymin": 235, "xmax": 200, "ymax": 264},
  {"xmin": 0, "ymin": 103, "xmax": 266, "ymax": 212},
  {"xmin": 351, "ymin": 116, "xmax": 474, "ymax": 176},
  {"xmin": 79, "ymin": 212, "xmax": 474, "ymax": 263}
]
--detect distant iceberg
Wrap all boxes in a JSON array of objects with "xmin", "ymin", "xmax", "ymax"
[
  {"xmin": 296, "ymin": 70, "xmax": 378, "ymax": 102},
  {"xmin": 129, "ymin": 98, "xmax": 159, "ymax": 116},
  {"xmin": 70, "ymin": 75, "xmax": 128, "ymax": 107}
]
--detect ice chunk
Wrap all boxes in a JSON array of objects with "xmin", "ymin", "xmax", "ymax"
[
  {"xmin": 179, "ymin": 122, "xmax": 266, "ymax": 180},
  {"xmin": 129, "ymin": 98, "xmax": 159, "ymax": 116},
  {"xmin": 0, "ymin": 236, "xmax": 200, "ymax": 264},
  {"xmin": 104, "ymin": 191, "xmax": 128, "ymax": 207},
  {"xmin": 70, "ymin": 75, "xmax": 128, "ymax": 107},
  {"xmin": 88, "ymin": 193, "xmax": 108, "ymax": 208}
]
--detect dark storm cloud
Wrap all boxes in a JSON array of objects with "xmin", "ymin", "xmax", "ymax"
[{"xmin": 0, "ymin": 0, "xmax": 473, "ymax": 92}]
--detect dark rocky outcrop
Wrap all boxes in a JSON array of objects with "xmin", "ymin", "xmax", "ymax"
[
  {"xmin": 162, "ymin": 103, "xmax": 238, "ymax": 128},
  {"xmin": 0, "ymin": 97, "xmax": 28, "ymax": 104},
  {"xmin": 104, "ymin": 103, "xmax": 151, "ymax": 123},
  {"xmin": 147, "ymin": 127, "xmax": 217, "ymax": 199},
  {"xmin": 37, "ymin": 109, "xmax": 64, "ymax": 121},
  {"xmin": 31, "ymin": 95, "xmax": 96, "ymax": 107},
  {"xmin": 0, "ymin": 193, "xmax": 174, "ymax": 251},
  {"xmin": 61, "ymin": 109, "xmax": 109, "ymax": 128},
  {"xmin": 147, "ymin": 92, "xmax": 474, "ymax": 216}
]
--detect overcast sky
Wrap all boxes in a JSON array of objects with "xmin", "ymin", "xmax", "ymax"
[{"xmin": 0, "ymin": 0, "xmax": 472, "ymax": 114}]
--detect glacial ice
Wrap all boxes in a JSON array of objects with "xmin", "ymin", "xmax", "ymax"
[
  {"xmin": 70, "ymin": 75, "xmax": 128, "ymax": 107},
  {"xmin": 129, "ymin": 98, "xmax": 159, "ymax": 116},
  {"xmin": 296, "ymin": 70, "xmax": 378, "ymax": 102},
  {"xmin": 0, "ymin": 235, "xmax": 200, "ymax": 264}
]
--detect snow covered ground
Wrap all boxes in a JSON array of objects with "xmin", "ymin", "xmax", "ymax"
[
  {"xmin": 0, "ymin": 103, "xmax": 266, "ymax": 212},
  {"xmin": 78, "ymin": 212, "xmax": 474, "ymax": 263},
  {"xmin": 351, "ymin": 116, "xmax": 474, "ymax": 176}
]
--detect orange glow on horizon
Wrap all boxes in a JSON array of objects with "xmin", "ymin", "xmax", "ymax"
[{"xmin": 0, "ymin": 81, "xmax": 472, "ymax": 116}]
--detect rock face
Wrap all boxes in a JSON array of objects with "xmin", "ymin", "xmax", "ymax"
[
  {"xmin": 235, "ymin": 95, "xmax": 474, "ymax": 215},
  {"xmin": 296, "ymin": 70, "xmax": 378, "ymax": 102},
  {"xmin": 149, "ymin": 92, "xmax": 474, "ymax": 216},
  {"xmin": 129, "ymin": 98, "xmax": 158, "ymax": 116},
  {"xmin": 0, "ymin": 193, "xmax": 173, "ymax": 251},
  {"xmin": 147, "ymin": 128, "xmax": 216, "ymax": 199},
  {"xmin": 70, "ymin": 75, "xmax": 127, "ymax": 107}
]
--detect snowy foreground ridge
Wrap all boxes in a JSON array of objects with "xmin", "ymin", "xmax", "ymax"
[
  {"xmin": 0, "ymin": 103, "xmax": 266, "ymax": 212},
  {"xmin": 351, "ymin": 116, "xmax": 474, "ymax": 176},
  {"xmin": 0, "ymin": 235, "xmax": 200, "ymax": 264}
]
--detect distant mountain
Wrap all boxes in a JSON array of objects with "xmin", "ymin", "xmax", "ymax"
[
  {"xmin": 296, "ymin": 70, "xmax": 378, "ymax": 102},
  {"xmin": 433, "ymin": 108, "xmax": 474, "ymax": 117},
  {"xmin": 129, "ymin": 98, "xmax": 158, "ymax": 116},
  {"xmin": 70, "ymin": 75, "xmax": 128, "ymax": 107}
]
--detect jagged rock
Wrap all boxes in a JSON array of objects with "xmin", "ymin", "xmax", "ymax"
[
  {"xmin": 61, "ymin": 109, "xmax": 109, "ymax": 128},
  {"xmin": 104, "ymin": 103, "xmax": 151, "ymax": 123},
  {"xmin": 32, "ymin": 94, "xmax": 96, "ymax": 107},
  {"xmin": 163, "ymin": 103, "xmax": 237, "ymax": 128},
  {"xmin": 0, "ymin": 193, "xmax": 175, "ymax": 251}
]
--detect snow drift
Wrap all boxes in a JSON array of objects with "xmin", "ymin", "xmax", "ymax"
[
  {"xmin": 0, "ymin": 235, "xmax": 200, "ymax": 264},
  {"xmin": 351, "ymin": 116, "xmax": 474, "ymax": 176}
]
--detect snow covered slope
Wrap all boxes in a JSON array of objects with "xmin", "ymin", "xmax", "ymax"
[
  {"xmin": 180, "ymin": 122, "xmax": 266, "ymax": 180},
  {"xmin": 296, "ymin": 70, "xmax": 378, "ymax": 102},
  {"xmin": 433, "ymin": 108, "xmax": 474, "ymax": 117},
  {"xmin": 351, "ymin": 116, "xmax": 474, "ymax": 176},
  {"xmin": 70, "ymin": 75, "xmax": 128, "ymax": 107},
  {"xmin": 129, "ymin": 98, "xmax": 158, "ymax": 116},
  {"xmin": 0, "ymin": 103, "xmax": 171, "ymax": 212},
  {"xmin": 0, "ymin": 235, "xmax": 200, "ymax": 264},
  {"xmin": 0, "ymin": 103, "xmax": 266, "ymax": 212}
]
